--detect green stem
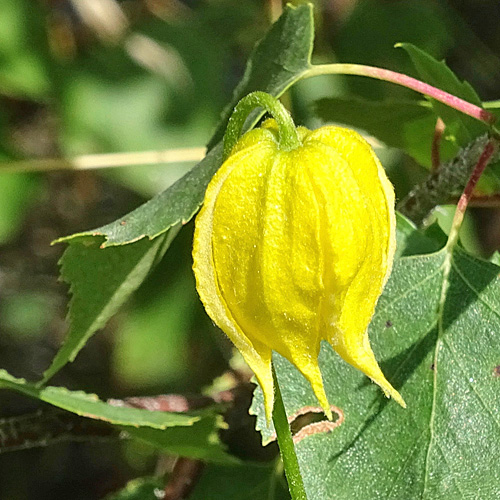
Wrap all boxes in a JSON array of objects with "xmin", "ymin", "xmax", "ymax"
[
  {"xmin": 272, "ymin": 365, "xmax": 308, "ymax": 500},
  {"xmin": 304, "ymin": 63, "xmax": 496, "ymax": 125},
  {"xmin": 223, "ymin": 91, "xmax": 301, "ymax": 160}
]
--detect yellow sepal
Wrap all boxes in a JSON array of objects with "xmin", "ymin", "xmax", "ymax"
[{"xmin": 193, "ymin": 119, "xmax": 405, "ymax": 422}]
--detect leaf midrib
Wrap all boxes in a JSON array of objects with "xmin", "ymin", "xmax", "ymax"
[{"xmin": 422, "ymin": 247, "xmax": 450, "ymax": 500}]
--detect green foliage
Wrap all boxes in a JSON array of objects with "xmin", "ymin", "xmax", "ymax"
[
  {"xmin": 56, "ymin": 147, "xmax": 221, "ymax": 247},
  {"xmin": 46, "ymin": 2, "xmax": 317, "ymax": 383},
  {"xmin": 334, "ymin": 0, "xmax": 453, "ymax": 100},
  {"xmin": 0, "ymin": 369, "xmax": 235, "ymax": 464},
  {"xmin": 1, "ymin": 2, "xmax": 500, "ymax": 498},
  {"xmin": 57, "ymin": 2, "xmax": 315, "ymax": 248},
  {"xmin": 111, "ymin": 266, "xmax": 196, "ymax": 389},
  {"xmin": 0, "ymin": 172, "xmax": 39, "ymax": 243},
  {"xmin": 0, "ymin": 0, "xmax": 52, "ymax": 97},
  {"xmin": 107, "ymin": 463, "xmax": 291, "ymax": 500},
  {"xmin": 315, "ymin": 46, "xmax": 488, "ymax": 166},
  {"xmin": 336, "ymin": 0, "xmax": 453, "ymax": 73},
  {"xmin": 394, "ymin": 213, "xmax": 444, "ymax": 259},
  {"xmin": 127, "ymin": 416, "xmax": 238, "ymax": 465},
  {"xmin": 42, "ymin": 230, "xmax": 179, "ymax": 382},
  {"xmin": 188, "ymin": 462, "xmax": 290, "ymax": 500}
]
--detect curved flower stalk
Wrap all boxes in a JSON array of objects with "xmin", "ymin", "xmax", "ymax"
[{"xmin": 193, "ymin": 92, "xmax": 405, "ymax": 421}]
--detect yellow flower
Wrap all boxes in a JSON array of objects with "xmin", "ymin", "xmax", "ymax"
[{"xmin": 193, "ymin": 118, "xmax": 405, "ymax": 421}]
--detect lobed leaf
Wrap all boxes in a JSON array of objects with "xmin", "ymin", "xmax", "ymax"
[
  {"xmin": 42, "ymin": 229, "xmax": 178, "ymax": 382},
  {"xmin": 0, "ymin": 370, "xmax": 199, "ymax": 429}
]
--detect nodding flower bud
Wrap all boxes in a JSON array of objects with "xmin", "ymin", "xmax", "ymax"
[{"xmin": 193, "ymin": 112, "xmax": 405, "ymax": 421}]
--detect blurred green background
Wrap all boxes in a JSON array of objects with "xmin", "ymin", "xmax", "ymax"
[{"xmin": 1, "ymin": 0, "xmax": 500, "ymax": 498}]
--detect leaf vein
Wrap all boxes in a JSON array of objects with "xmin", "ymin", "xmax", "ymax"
[
  {"xmin": 373, "ymin": 264, "xmax": 443, "ymax": 322},
  {"xmin": 422, "ymin": 253, "xmax": 448, "ymax": 499}
]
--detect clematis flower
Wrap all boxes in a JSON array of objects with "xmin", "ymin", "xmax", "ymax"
[{"xmin": 193, "ymin": 113, "xmax": 405, "ymax": 421}]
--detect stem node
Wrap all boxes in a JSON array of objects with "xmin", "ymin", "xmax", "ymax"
[{"xmin": 223, "ymin": 91, "xmax": 300, "ymax": 160}]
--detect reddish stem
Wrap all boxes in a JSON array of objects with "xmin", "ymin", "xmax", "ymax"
[
  {"xmin": 307, "ymin": 64, "xmax": 497, "ymax": 125},
  {"xmin": 448, "ymin": 138, "xmax": 498, "ymax": 246},
  {"xmin": 448, "ymin": 193, "xmax": 500, "ymax": 208},
  {"xmin": 360, "ymin": 66, "xmax": 496, "ymax": 124},
  {"xmin": 457, "ymin": 140, "xmax": 496, "ymax": 213},
  {"xmin": 431, "ymin": 118, "xmax": 445, "ymax": 171}
]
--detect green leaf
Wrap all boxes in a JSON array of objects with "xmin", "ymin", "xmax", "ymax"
[
  {"xmin": 315, "ymin": 97, "xmax": 457, "ymax": 167},
  {"xmin": 0, "ymin": 370, "xmax": 199, "ymax": 428},
  {"xmin": 127, "ymin": 414, "xmax": 238, "ymax": 465},
  {"xmin": 207, "ymin": 2, "xmax": 314, "ymax": 149},
  {"xmin": 394, "ymin": 213, "xmax": 444, "ymax": 258},
  {"xmin": 484, "ymin": 99, "xmax": 500, "ymax": 117},
  {"xmin": 104, "ymin": 477, "xmax": 163, "ymax": 500},
  {"xmin": 188, "ymin": 462, "xmax": 290, "ymax": 500},
  {"xmin": 398, "ymin": 43, "xmax": 487, "ymax": 145},
  {"xmin": 251, "ymin": 223, "xmax": 500, "ymax": 497},
  {"xmin": 42, "ymin": 229, "xmax": 178, "ymax": 382},
  {"xmin": 56, "ymin": 147, "xmax": 221, "ymax": 247}
]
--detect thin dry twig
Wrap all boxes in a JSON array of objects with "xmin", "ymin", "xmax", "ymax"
[{"xmin": 0, "ymin": 147, "xmax": 206, "ymax": 173}]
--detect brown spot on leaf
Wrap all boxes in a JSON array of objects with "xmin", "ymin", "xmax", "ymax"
[
  {"xmin": 269, "ymin": 405, "xmax": 344, "ymax": 444},
  {"xmin": 385, "ymin": 320, "xmax": 393, "ymax": 328},
  {"xmin": 430, "ymin": 363, "xmax": 435, "ymax": 371},
  {"xmin": 493, "ymin": 365, "xmax": 500, "ymax": 377}
]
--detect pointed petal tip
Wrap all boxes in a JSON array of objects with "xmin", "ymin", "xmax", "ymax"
[
  {"xmin": 391, "ymin": 390, "xmax": 406, "ymax": 409},
  {"xmin": 380, "ymin": 382, "xmax": 406, "ymax": 408},
  {"xmin": 312, "ymin": 383, "xmax": 333, "ymax": 420},
  {"xmin": 306, "ymin": 369, "xmax": 333, "ymax": 420},
  {"xmin": 323, "ymin": 404, "xmax": 334, "ymax": 421},
  {"xmin": 263, "ymin": 390, "xmax": 274, "ymax": 425},
  {"xmin": 252, "ymin": 365, "xmax": 275, "ymax": 425}
]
